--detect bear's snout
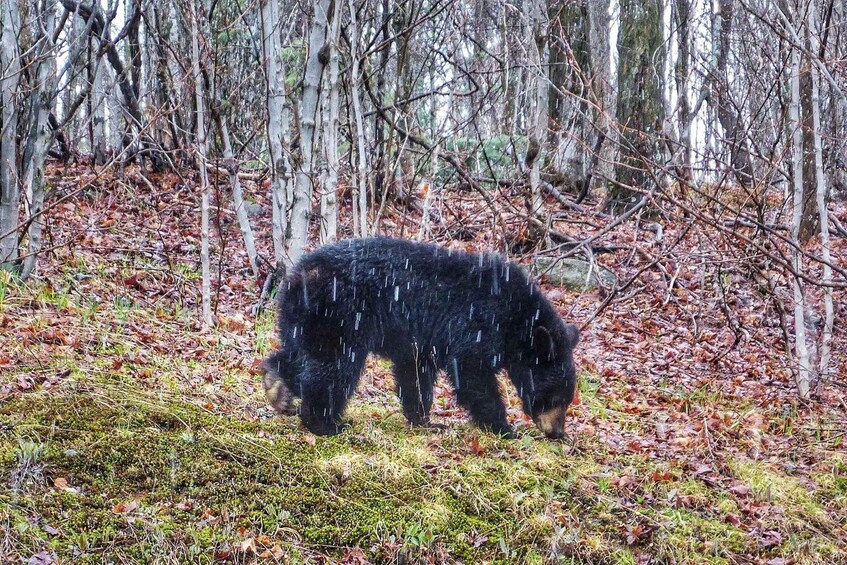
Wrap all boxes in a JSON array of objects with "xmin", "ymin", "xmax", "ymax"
[
  {"xmin": 533, "ymin": 406, "xmax": 567, "ymax": 439},
  {"xmin": 262, "ymin": 369, "xmax": 296, "ymax": 416}
]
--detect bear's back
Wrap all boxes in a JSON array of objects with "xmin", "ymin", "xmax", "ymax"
[{"xmin": 284, "ymin": 238, "xmax": 550, "ymax": 366}]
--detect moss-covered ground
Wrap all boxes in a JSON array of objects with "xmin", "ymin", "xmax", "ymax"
[{"xmin": 1, "ymin": 267, "xmax": 845, "ymax": 564}]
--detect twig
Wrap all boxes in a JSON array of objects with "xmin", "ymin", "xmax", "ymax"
[
  {"xmin": 205, "ymin": 163, "xmax": 265, "ymax": 181},
  {"xmin": 831, "ymin": 215, "xmax": 847, "ymax": 238}
]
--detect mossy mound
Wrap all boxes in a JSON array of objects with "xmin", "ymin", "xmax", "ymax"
[
  {"xmin": 4, "ymin": 381, "xmax": 844, "ymax": 564},
  {"xmin": 2, "ymin": 271, "xmax": 845, "ymax": 563}
]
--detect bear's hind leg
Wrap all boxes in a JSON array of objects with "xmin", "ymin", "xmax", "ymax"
[
  {"xmin": 392, "ymin": 356, "xmax": 437, "ymax": 427},
  {"xmin": 298, "ymin": 355, "xmax": 365, "ymax": 436}
]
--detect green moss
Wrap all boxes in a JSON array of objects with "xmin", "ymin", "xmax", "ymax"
[{"xmin": 1, "ymin": 275, "xmax": 844, "ymax": 564}]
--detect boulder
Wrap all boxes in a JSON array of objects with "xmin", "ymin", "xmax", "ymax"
[{"xmin": 532, "ymin": 257, "xmax": 616, "ymax": 291}]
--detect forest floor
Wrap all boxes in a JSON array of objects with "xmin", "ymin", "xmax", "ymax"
[{"xmin": 1, "ymin": 164, "xmax": 846, "ymax": 564}]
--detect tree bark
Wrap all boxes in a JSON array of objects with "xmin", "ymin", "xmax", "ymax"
[
  {"xmin": 807, "ymin": 0, "xmax": 833, "ymax": 379},
  {"xmin": 260, "ymin": 0, "xmax": 294, "ymax": 269},
  {"xmin": 217, "ymin": 117, "xmax": 259, "ymax": 277},
  {"xmin": 21, "ymin": 0, "xmax": 59, "ymax": 280},
  {"xmin": 0, "ymin": 0, "xmax": 22, "ymax": 268},
  {"xmin": 88, "ymin": 0, "xmax": 107, "ymax": 165},
  {"xmin": 287, "ymin": 0, "xmax": 331, "ymax": 266},
  {"xmin": 789, "ymin": 41, "xmax": 813, "ymax": 400},
  {"xmin": 674, "ymin": 0, "xmax": 692, "ymax": 183},
  {"xmin": 191, "ymin": 0, "xmax": 213, "ymax": 327},
  {"xmin": 798, "ymin": 3, "xmax": 820, "ymax": 242},
  {"xmin": 613, "ymin": 0, "xmax": 666, "ymax": 207},
  {"xmin": 59, "ymin": 0, "xmax": 144, "ymax": 135},
  {"xmin": 527, "ymin": 0, "xmax": 549, "ymax": 219},
  {"xmin": 712, "ymin": 0, "xmax": 754, "ymax": 186},
  {"xmin": 587, "ymin": 0, "xmax": 617, "ymax": 200},
  {"xmin": 348, "ymin": 0, "xmax": 369, "ymax": 237},
  {"xmin": 320, "ymin": 0, "xmax": 342, "ymax": 244}
]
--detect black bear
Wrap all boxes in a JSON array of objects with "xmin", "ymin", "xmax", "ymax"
[{"xmin": 262, "ymin": 238, "xmax": 579, "ymax": 439}]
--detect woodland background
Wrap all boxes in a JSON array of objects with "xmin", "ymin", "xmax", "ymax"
[{"xmin": 1, "ymin": 0, "xmax": 846, "ymax": 563}]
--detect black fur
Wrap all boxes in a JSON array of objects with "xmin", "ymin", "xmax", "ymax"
[{"xmin": 262, "ymin": 238, "xmax": 579, "ymax": 438}]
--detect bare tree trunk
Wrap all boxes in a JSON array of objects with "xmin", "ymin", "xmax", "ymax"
[
  {"xmin": 0, "ymin": 0, "xmax": 22, "ymax": 268},
  {"xmin": 527, "ymin": 0, "xmax": 549, "ymax": 219},
  {"xmin": 320, "ymin": 0, "xmax": 342, "ymax": 244},
  {"xmin": 712, "ymin": 0, "xmax": 753, "ymax": 186},
  {"xmin": 674, "ymin": 0, "xmax": 692, "ymax": 183},
  {"xmin": 789, "ymin": 42, "xmax": 812, "ymax": 400},
  {"xmin": 372, "ymin": 0, "xmax": 390, "ymax": 213},
  {"xmin": 288, "ymin": 0, "xmax": 331, "ymax": 265},
  {"xmin": 261, "ymin": 0, "xmax": 294, "ymax": 269},
  {"xmin": 417, "ymin": 143, "xmax": 439, "ymax": 242},
  {"xmin": 191, "ymin": 0, "xmax": 213, "ymax": 327},
  {"xmin": 798, "ymin": 60, "xmax": 819, "ymax": 242},
  {"xmin": 108, "ymin": 66, "xmax": 123, "ymax": 159},
  {"xmin": 807, "ymin": 0, "xmax": 833, "ymax": 379},
  {"xmin": 587, "ymin": 0, "xmax": 616, "ymax": 200},
  {"xmin": 830, "ymin": 0, "xmax": 847, "ymax": 195},
  {"xmin": 89, "ymin": 1, "xmax": 107, "ymax": 165},
  {"xmin": 796, "ymin": 1, "xmax": 821, "ymax": 242},
  {"xmin": 63, "ymin": 13, "xmax": 84, "ymax": 155},
  {"xmin": 614, "ymin": 0, "xmax": 666, "ymax": 204},
  {"xmin": 217, "ymin": 118, "xmax": 259, "ymax": 277},
  {"xmin": 21, "ymin": 0, "xmax": 59, "ymax": 280},
  {"xmin": 348, "ymin": 0, "xmax": 368, "ymax": 237},
  {"xmin": 60, "ymin": 0, "xmax": 145, "ymax": 151},
  {"xmin": 91, "ymin": 51, "xmax": 108, "ymax": 165}
]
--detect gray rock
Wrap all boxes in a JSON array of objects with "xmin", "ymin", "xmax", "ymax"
[
  {"xmin": 244, "ymin": 201, "xmax": 263, "ymax": 217},
  {"xmin": 532, "ymin": 257, "xmax": 616, "ymax": 291}
]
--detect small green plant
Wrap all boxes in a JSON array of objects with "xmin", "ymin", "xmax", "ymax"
[
  {"xmin": 496, "ymin": 535, "xmax": 514, "ymax": 559},
  {"xmin": 114, "ymin": 296, "xmax": 134, "ymax": 322},
  {"xmin": 0, "ymin": 269, "xmax": 11, "ymax": 311},
  {"xmin": 80, "ymin": 296, "xmax": 101, "ymax": 323},
  {"xmin": 254, "ymin": 311, "xmax": 276, "ymax": 354},
  {"xmin": 12, "ymin": 439, "xmax": 45, "ymax": 491},
  {"xmin": 403, "ymin": 522, "xmax": 435, "ymax": 549}
]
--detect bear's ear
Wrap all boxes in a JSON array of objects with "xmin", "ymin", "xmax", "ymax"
[
  {"xmin": 533, "ymin": 325, "xmax": 555, "ymax": 362},
  {"xmin": 564, "ymin": 323, "xmax": 580, "ymax": 348}
]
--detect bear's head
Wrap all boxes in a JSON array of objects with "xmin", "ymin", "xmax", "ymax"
[
  {"xmin": 523, "ymin": 323, "xmax": 580, "ymax": 439},
  {"xmin": 261, "ymin": 351, "xmax": 298, "ymax": 416}
]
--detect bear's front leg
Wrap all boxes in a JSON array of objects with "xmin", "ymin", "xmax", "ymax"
[
  {"xmin": 298, "ymin": 357, "xmax": 363, "ymax": 436},
  {"xmin": 451, "ymin": 360, "xmax": 515, "ymax": 439}
]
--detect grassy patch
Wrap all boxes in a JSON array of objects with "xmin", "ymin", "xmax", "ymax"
[
  {"xmin": 2, "ymin": 379, "xmax": 844, "ymax": 563},
  {"xmin": 1, "ymin": 266, "xmax": 845, "ymax": 563}
]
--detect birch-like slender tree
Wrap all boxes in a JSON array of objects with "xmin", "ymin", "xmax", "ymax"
[
  {"xmin": 614, "ymin": 0, "xmax": 665, "ymax": 204},
  {"xmin": 20, "ymin": 1, "xmax": 59, "ymax": 280},
  {"xmin": 217, "ymin": 117, "xmax": 259, "ymax": 277},
  {"xmin": 673, "ymin": 0, "xmax": 692, "ymax": 182},
  {"xmin": 320, "ymin": 0, "xmax": 342, "ymax": 244},
  {"xmin": 348, "ymin": 0, "xmax": 369, "ymax": 237},
  {"xmin": 191, "ymin": 0, "xmax": 213, "ymax": 327},
  {"xmin": 807, "ymin": 0, "xmax": 833, "ymax": 380},
  {"xmin": 287, "ymin": 0, "xmax": 331, "ymax": 266},
  {"xmin": 527, "ymin": 0, "xmax": 549, "ymax": 219},
  {"xmin": 261, "ymin": 0, "xmax": 294, "ymax": 269},
  {"xmin": 89, "ymin": 1, "xmax": 108, "ymax": 165},
  {"xmin": 712, "ymin": 0, "xmax": 753, "ymax": 186},
  {"xmin": 789, "ymin": 38, "xmax": 812, "ymax": 400},
  {"xmin": 0, "ymin": 0, "xmax": 21, "ymax": 268},
  {"xmin": 587, "ymin": 0, "xmax": 616, "ymax": 200}
]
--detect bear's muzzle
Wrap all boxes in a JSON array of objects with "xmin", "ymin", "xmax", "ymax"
[
  {"xmin": 533, "ymin": 405, "xmax": 567, "ymax": 439},
  {"xmin": 262, "ymin": 369, "xmax": 296, "ymax": 416}
]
